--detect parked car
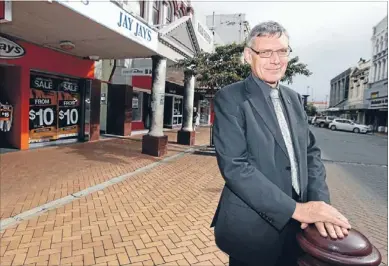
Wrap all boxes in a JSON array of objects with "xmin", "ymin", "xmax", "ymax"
[
  {"xmin": 328, "ymin": 118, "xmax": 370, "ymax": 133},
  {"xmin": 314, "ymin": 116, "xmax": 336, "ymax": 128}
]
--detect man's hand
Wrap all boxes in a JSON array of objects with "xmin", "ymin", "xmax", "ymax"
[
  {"xmin": 292, "ymin": 201, "xmax": 351, "ymax": 230},
  {"xmin": 301, "ymin": 222, "xmax": 349, "ymax": 239}
]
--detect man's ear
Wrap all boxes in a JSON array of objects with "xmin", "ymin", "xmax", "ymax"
[{"xmin": 243, "ymin": 47, "xmax": 252, "ymax": 65}]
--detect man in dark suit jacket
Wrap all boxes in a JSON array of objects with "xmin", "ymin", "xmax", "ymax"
[{"xmin": 211, "ymin": 21, "xmax": 352, "ymax": 266}]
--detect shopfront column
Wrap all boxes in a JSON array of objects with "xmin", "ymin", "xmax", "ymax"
[
  {"xmin": 177, "ymin": 69, "xmax": 196, "ymax": 145},
  {"xmin": 142, "ymin": 55, "xmax": 168, "ymax": 157}
]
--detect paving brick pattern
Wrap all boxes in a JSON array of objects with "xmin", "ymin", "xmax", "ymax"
[
  {"xmin": 0, "ymin": 150, "xmax": 228, "ymax": 266},
  {"xmin": 0, "ymin": 128, "xmax": 212, "ymax": 220}
]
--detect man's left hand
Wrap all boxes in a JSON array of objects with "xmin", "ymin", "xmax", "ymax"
[{"xmin": 301, "ymin": 222, "xmax": 349, "ymax": 239}]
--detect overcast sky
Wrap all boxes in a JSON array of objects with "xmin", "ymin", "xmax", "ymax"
[{"xmin": 191, "ymin": 1, "xmax": 388, "ymax": 102}]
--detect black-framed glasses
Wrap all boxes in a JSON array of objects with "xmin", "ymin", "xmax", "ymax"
[{"xmin": 249, "ymin": 46, "xmax": 292, "ymax": 58}]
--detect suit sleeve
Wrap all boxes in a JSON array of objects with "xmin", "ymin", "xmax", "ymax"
[
  {"xmin": 306, "ymin": 129, "xmax": 331, "ymax": 204},
  {"xmin": 213, "ymin": 89, "xmax": 296, "ymax": 231}
]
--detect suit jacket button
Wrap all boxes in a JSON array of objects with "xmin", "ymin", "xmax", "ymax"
[{"xmin": 285, "ymin": 166, "xmax": 291, "ymax": 170}]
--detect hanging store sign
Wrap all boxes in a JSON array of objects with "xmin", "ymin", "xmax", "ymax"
[
  {"xmin": 121, "ymin": 67, "xmax": 152, "ymax": 76},
  {"xmin": 0, "ymin": 35, "xmax": 25, "ymax": 59},
  {"xmin": 56, "ymin": 0, "xmax": 158, "ymax": 51},
  {"xmin": 0, "ymin": 102, "xmax": 13, "ymax": 132},
  {"xmin": 369, "ymin": 96, "xmax": 388, "ymax": 109}
]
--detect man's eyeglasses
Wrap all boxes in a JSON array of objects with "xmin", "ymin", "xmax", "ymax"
[{"xmin": 249, "ymin": 46, "xmax": 292, "ymax": 58}]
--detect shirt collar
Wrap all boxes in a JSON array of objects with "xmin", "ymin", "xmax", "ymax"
[{"xmin": 251, "ymin": 74, "xmax": 280, "ymax": 98}]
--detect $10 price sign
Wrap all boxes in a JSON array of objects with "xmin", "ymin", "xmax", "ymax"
[{"xmin": 29, "ymin": 73, "xmax": 82, "ymax": 143}]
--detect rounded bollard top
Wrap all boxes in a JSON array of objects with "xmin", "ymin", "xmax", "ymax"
[
  {"xmin": 297, "ymin": 224, "xmax": 382, "ymax": 266},
  {"xmin": 303, "ymin": 224, "xmax": 372, "ymax": 256}
]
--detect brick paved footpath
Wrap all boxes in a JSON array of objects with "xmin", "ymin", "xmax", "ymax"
[
  {"xmin": 0, "ymin": 128, "xmax": 211, "ymax": 220},
  {"xmin": 0, "ymin": 129, "xmax": 387, "ymax": 265}
]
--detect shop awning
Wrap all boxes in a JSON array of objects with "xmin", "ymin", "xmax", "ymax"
[{"xmin": 0, "ymin": 1, "xmax": 159, "ymax": 59}]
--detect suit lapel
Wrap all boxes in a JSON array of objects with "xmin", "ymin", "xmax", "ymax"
[{"xmin": 244, "ymin": 77, "xmax": 289, "ymax": 158}]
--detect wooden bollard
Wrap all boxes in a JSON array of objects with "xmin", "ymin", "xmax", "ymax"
[{"xmin": 297, "ymin": 224, "xmax": 382, "ymax": 266}]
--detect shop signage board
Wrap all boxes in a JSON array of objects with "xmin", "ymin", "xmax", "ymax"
[
  {"xmin": 369, "ymin": 96, "xmax": 388, "ymax": 109},
  {"xmin": 0, "ymin": 35, "xmax": 25, "ymax": 59},
  {"xmin": 122, "ymin": 67, "xmax": 152, "ymax": 76},
  {"xmin": 56, "ymin": 0, "xmax": 158, "ymax": 51},
  {"xmin": 29, "ymin": 72, "xmax": 82, "ymax": 143}
]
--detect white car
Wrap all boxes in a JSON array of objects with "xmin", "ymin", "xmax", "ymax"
[{"xmin": 328, "ymin": 118, "xmax": 369, "ymax": 134}]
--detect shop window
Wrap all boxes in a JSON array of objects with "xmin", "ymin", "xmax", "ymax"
[
  {"xmin": 132, "ymin": 92, "xmax": 143, "ymax": 122},
  {"xmin": 29, "ymin": 72, "xmax": 82, "ymax": 144},
  {"xmin": 199, "ymin": 99, "xmax": 211, "ymax": 125},
  {"xmin": 153, "ymin": 0, "xmax": 161, "ymax": 25},
  {"xmin": 165, "ymin": 2, "xmax": 173, "ymax": 23},
  {"xmin": 177, "ymin": 8, "xmax": 184, "ymax": 18},
  {"xmin": 172, "ymin": 97, "xmax": 183, "ymax": 125},
  {"xmin": 139, "ymin": 0, "xmax": 145, "ymax": 18}
]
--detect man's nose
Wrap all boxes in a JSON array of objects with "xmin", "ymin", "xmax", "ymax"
[{"xmin": 269, "ymin": 51, "xmax": 281, "ymax": 64}]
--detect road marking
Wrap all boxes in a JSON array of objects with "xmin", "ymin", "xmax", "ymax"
[
  {"xmin": 0, "ymin": 145, "xmax": 208, "ymax": 231},
  {"xmin": 322, "ymin": 159, "xmax": 388, "ymax": 168}
]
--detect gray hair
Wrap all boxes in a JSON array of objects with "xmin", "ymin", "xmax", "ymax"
[{"xmin": 246, "ymin": 21, "xmax": 289, "ymax": 47}]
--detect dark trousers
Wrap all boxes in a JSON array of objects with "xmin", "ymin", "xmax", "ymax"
[{"xmin": 229, "ymin": 190, "xmax": 303, "ymax": 266}]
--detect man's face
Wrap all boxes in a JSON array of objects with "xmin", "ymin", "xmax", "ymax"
[{"xmin": 244, "ymin": 33, "xmax": 290, "ymax": 87}]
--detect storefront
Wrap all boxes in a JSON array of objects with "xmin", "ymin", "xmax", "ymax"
[
  {"xmin": 131, "ymin": 77, "xmax": 185, "ymax": 130},
  {"xmin": 163, "ymin": 82, "xmax": 184, "ymax": 129},
  {"xmin": 364, "ymin": 87, "xmax": 388, "ymax": 130},
  {"xmin": 0, "ymin": 34, "xmax": 95, "ymax": 150},
  {"xmin": 194, "ymin": 88, "xmax": 215, "ymax": 126}
]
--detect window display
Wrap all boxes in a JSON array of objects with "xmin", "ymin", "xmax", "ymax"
[
  {"xmin": 132, "ymin": 91, "xmax": 143, "ymax": 121},
  {"xmin": 29, "ymin": 74, "xmax": 58, "ymax": 143},
  {"xmin": 0, "ymin": 102, "xmax": 13, "ymax": 132},
  {"xmin": 29, "ymin": 72, "xmax": 82, "ymax": 143},
  {"xmin": 173, "ymin": 97, "xmax": 183, "ymax": 125}
]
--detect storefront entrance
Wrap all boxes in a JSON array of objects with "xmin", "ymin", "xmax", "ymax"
[
  {"xmin": 131, "ymin": 90, "xmax": 152, "ymax": 131},
  {"xmin": 164, "ymin": 95, "xmax": 183, "ymax": 128},
  {"xmin": 199, "ymin": 99, "xmax": 211, "ymax": 125},
  {"xmin": 0, "ymin": 65, "xmax": 18, "ymax": 151}
]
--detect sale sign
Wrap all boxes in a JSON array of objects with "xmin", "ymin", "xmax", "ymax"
[
  {"xmin": 57, "ymin": 79, "xmax": 80, "ymax": 139},
  {"xmin": 29, "ymin": 74, "xmax": 58, "ymax": 143}
]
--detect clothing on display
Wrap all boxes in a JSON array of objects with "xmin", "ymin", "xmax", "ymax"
[{"xmin": 0, "ymin": 102, "xmax": 13, "ymax": 132}]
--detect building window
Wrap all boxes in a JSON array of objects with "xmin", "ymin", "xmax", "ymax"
[
  {"xmin": 153, "ymin": 0, "xmax": 161, "ymax": 25},
  {"xmin": 177, "ymin": 8, "xmax": 184, "ymax": 18},
  {"xmin": 380, "ymin": 38, "xmax": 384, "ymax": 52},
  {"xmin": 376, "ymin": 62, "xmax": 381, "ymax": 81},
  {"xmin": 166, "ymin": 2, "xmax": 173, "ymax": 23},
  {"xmin": 139, "ymin": 0, "xmax": 145, "ymax": 18}
]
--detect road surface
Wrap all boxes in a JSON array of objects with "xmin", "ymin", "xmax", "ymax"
[{"xmin": 311, "ymin": 126, "xmax": 388, "ymax": 264}]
